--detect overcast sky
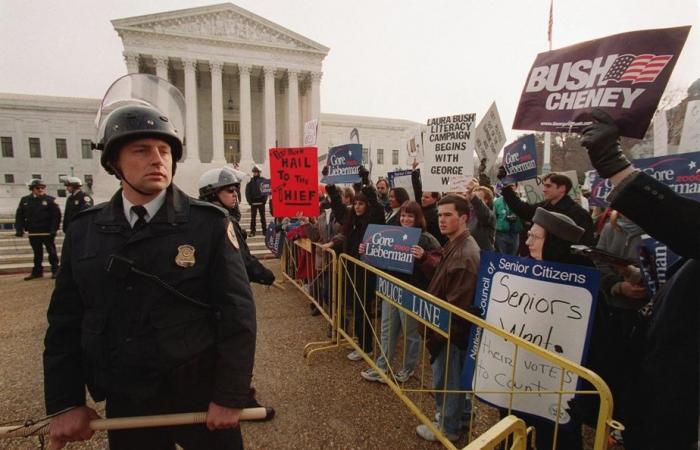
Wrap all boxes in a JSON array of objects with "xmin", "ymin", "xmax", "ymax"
[{"xmin": 0, "ymin": 0, "xmax": 698, "ymax": 140}]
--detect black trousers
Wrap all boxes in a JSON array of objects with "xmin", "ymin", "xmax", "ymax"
[
  {"xmin": 250, "ymin": 204, "xmax": 266, "ymax": 234},
  {"xmin": 28, "ymin": 235, "xmax": 58, "ymax": 275}
]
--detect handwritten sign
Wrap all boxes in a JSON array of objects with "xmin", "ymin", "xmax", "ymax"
[
  {"xmin": 376, "ymin": 275, "xmax": 449, "ymax": 335},
  {"xmin": 512, "ymin": 26, "xmax": 690, "ymax": 139},
  {"xmin": 406, "ymin": 128, "xmax": 427, "ymax": 164},
  {"xmin": 361, "ymin": 224, "xmax": 421, "ymax": 275},
  {"xmin": 303, "ymin": 119, "xmax": 319, "ymax": 146},
  {"xmin": 463, "ymin": 252, "xmax": 600, "ymax": 424},
  {"xmin": 448, "ymin": 175, "xmax": 471, "ymax": 193},
  {"xmin": 387, "ymin": 170, "xmax": 415, "ymax": 200},
  {"xmin": 502, "ymin": 134, "xmax": 538, "ymax": 183},
  {"xmin": 269, "ymin": 147, "xmax": 319, "ymax": 218},
  {"xmin": 423, "ymin": 114, "xmax": 476, "ymax": 192},
  {"xmin": 474, "ymin": 102, "xmax": 506, "ymax": 171},
  {"xmin": 321, "ymin": 143, "xmax": 362, "ymax": 184}
]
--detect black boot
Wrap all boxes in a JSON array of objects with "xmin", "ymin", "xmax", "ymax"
[{"xmin": 24, "ymin": 273, "xmax": 43, "ymax": 281}]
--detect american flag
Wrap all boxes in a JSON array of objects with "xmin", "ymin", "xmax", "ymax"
[{"xmin": 602, "ymin": 54, "xmax": 673, "ymax": 84}]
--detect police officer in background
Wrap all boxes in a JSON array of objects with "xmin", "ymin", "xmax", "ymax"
[
  {"xmin": 62, "ymin": 176, "xmax": 93, "ymax": 233},
  {"xmin": 15, "ymin": 178, "xmax": 61, "ymax": 280},
  {"xmin": 244, "ymin": 164, "xmax": 268, "ymax": 236},
  {"xmin": 43, "ymin": 74, "xmax": 256, "ymax": 450}
]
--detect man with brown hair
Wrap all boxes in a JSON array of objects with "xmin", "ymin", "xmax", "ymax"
[
  {"xmin": 416, "ymin": 194, "xmax": 480, "ymax": 442},
  {"xmin": 497, "ymin": 170, "xmax": 595, "ymax": 245}
]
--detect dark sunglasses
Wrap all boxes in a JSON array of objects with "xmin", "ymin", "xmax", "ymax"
[{"xmin": 221, "ymin": 187, "xmax": 237, "ymax": 194}]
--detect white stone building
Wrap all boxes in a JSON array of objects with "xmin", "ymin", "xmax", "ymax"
[{"xmin": 0, "ymin": 3, "xmax": 421, "ymax": 213}]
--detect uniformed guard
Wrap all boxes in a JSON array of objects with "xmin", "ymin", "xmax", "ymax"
[
  {"xmin": 62, "ymin": 176, "xmax": 93, "ymax": 233},
  {"xmin": 43, "ymin": 74, "xmax": 256, "ymax": 450},
  {"xmin": 14, "ymin": 178, "xmax": 61, "ymax": 280}
]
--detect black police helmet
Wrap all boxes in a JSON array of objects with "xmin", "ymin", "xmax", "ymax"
[{"xmin": 98, "ymin": 104, "xmax": 183, "ymax": 176}]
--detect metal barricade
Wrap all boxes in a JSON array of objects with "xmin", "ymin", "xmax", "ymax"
[
  {"xmin": 463, "ymin": 415, "xmax": 530, "ymax": 450},
  {"xmin": 336, "ymin": 254, "xmax": 621, "ymax": 450},
  {"xmin": 280, "ymin": 237, "xmax": 340, "ymax": 360}
]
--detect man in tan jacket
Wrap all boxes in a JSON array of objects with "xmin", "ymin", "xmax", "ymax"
[{"xmin": 416, "ymin": 194, "xmax": 481, "ymax": 443}]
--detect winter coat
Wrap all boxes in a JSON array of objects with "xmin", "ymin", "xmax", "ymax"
[
  {"xmin": 245, "ymin": 175, "xmax": 268, "ymax": 205},
  {"xmin": 468, "ymin": 195, "xmax": 496, "ymax": 251},
  {"xmin": 394, "ymin": 231, "xmax": 441, "ymax": 291},
  {"xmin": 411, "ymin": 169, "xmax": 447, "ymax": 246},
  {"xmin": 15, "ymin": 194, "xmax": 61, "ymax": 235},
  {"xmin": 493, "ymin": 196, "xmax": 523, "ymax": 234},
  {"xmin": 340, "ymin": 186, "xmax": 385, "ymax": 259}
]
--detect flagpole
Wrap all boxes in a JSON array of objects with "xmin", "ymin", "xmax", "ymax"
[{"xmin": 543, "ymin": 0, "xmax": 553, "ymax": 173}]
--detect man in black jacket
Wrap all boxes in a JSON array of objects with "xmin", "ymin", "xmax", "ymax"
[
  {"xmin": 580, "ymin": 109, "xmax": 698, "ymax": 450},
  {"xmin": 245, "ymin": 165, "xmax": 268, "ymax": 236},
  {"xmin": 15, "ymin": 178, "xmax": 61, "ymax": 280},
  {"xmin": 62, "ymin": 176, "xmax": 93, "ymax": 233},
  {"xmin": 410, "ymin": 162, "xmax": 447, "ymax": 246},
  {"xmin": 44, "ymin": 100, "xmax": 256, "ymax": 450},
  {"xmin": 497, "ymin": 171, "xmax": 595, "ymax": 246}
]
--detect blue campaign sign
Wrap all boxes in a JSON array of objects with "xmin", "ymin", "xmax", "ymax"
[
  {"xmin": 376, "ymin": 275, "xmax": 450, "ymax": 335},
  {"xmin": 361, "ymin": 224, "xmax": 421, "ymax": 275},
  {"xmin": 462, "ymin": 251, "xmax": 600, "ymax": 424},
  {"xmin": 264, "ymin": 222, "xmax": 284, "ymax": 257},
  {"xmin": 321, "ymin": 143, "xmax": 363, "ymax": 184},
  {"xmin": 586, "ymin": 170, "xmax": 612, "ymax": 208},
  {"xmin": 638, "ymin": 234, "xmax": 681, "ymax": 296},
  {"xmin": 633, "ymin": 150, "xmax": 700, "ymax": 201},
  {"xmin": 502, "ymin": 134, "xmax": 537, "ymax": 183},
  {"xmin": 259, "ymin": 179, "xmax": 271, "ymax": 196}
]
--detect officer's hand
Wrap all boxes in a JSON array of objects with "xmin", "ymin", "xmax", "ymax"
[
  {"xmin": 580, "ymin": 109, "xmax": 631, "ymax": 178},
  {"xmin": 496, "ymin": 165, "xmax": 507, "ymax": 181},
  {"xmin": 321, "ymin": 165, "xmax": 329, "ymax": 176},
  {"xmin": 205, "ymin": 402, "xmax": 241, "ymax": 430},
  {"xmin": 358, "ymin": 165, "xmax": 370, "ymax": 185},
  {"xmin": 48, "ymin": 406, "xmax": 99, "ymax": 449}
]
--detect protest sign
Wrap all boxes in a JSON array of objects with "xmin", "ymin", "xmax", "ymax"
[
  {"xmin": 638, "ymin": 234, "xmax": 681, "ymax": 296},
  {"xmin": 387, "ymin": 170, "xmax": 415, "ymax": 200},
  {"xmin": 303, "ymin": 119, "xmax": 319, "ymax": 146},
  {"xmin": 517, "ymin": 170, "xmax": 581, "ymax": 205},
  {"xmin": 463, "ymin": 252, "xmax": 600, "ymax": 424},
  {"xmin": 448, "ymin": 175, "xmax": 471, "ymax": 193},
  {"xmin": 513, "ymin": 26, "xmax": 690, "ymax": 139},
  {"xmin": 474, "ymin": 102, "xmax": 507, "ymax": 170},
  {"xmin": 264, "ymin": 222, "xmax": 284, "ymax": 257},
  {"xmin": 406, "ymin": 128, "xmax": 426, "ymax": 164},
  {"xmin": 361, "ymin": 224, "xmax": 421, "ymax": 275},
  {"xmin": 423, "ymin": 114, "xmax": 476, "ymax": 192},
  {"xmin": 269, "ymin": 147, "xmax": 319, "ymax": 218},
  {"xmin": 633, "ymin": 150, "xmax": 700, "ymax": 200},
  {"xmin": 259, "ymin": 179, "xmax": 271, "ymax": 196},
  {"xmin": 502, "ymin": 135, "xmax": 538, "ymax": 183},
  {"xmin": 679, "ymin": 100, "xmax": 700, "ymax": 153},
  {"xmin": 653, "ymin": 111, "xmax": 669, "ymax": 156},
  {"xmin": 321, "ymin": 143, "xmax": 362, "ymax": 184},
  {"xmin": 376, "ymin": 275, "xmax": 450, "ymax": 335},
  {"xmin": 584, "ymin": 170, "xmax": 612, "ymax": 208}
]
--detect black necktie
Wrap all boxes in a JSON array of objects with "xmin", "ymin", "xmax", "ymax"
[{"xmin": 131, "ymin": 205, "xmax": 148, "ymax": 231}]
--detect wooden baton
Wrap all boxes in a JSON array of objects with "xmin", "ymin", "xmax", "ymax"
[{"xmin": 0, "ymin": 407, "xmax": 268, "ymax": 439}]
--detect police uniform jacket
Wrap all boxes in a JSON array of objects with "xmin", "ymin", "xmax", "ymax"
[
  {"xmin": 15, "ymin": 194, "xmax": 61, "ymax": 235},
  {"xmin": 43, "ymin": 185, "xmax": 256, "ymax": 415},
  {"xmin": 63, "ymin": 190, "xmax": 94, "ymax": 232}
]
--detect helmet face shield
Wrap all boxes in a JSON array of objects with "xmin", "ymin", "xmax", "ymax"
[
  {"xmin": 197, "ymin": 167, "xmax": 242, "ymax": 200},
  {"xmin": 94, "ymin": 74, "xmax": 186, "ymax": 175}
]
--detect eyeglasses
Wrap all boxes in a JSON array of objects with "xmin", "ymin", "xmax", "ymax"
[{"xmin": 221, "ymin": 187, "xmax": 237, "ymax": 194}]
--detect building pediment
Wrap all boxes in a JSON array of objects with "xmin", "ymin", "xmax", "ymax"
[{"xmin": 112, "ymin": 3, "xmax": 329, "ymax": 55}]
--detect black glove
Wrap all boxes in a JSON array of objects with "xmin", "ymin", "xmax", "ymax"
[
  {"xmin": 580, "ymin": 109, "xmax": 631, "ymax": 178},
  {"xmin": 325, "ymin": 183, "xmax": 337, "ymax": 195},
  {"xmin": 321, "ymin": 165, "xmax": 329, "ymax": 177},
  {"xmin": 496, "ymin": 165, "xmax": 507, "ymax": 181},
  {"xmin": 358, "ymin": 165, "xmax": 370, "ymax": 186}
]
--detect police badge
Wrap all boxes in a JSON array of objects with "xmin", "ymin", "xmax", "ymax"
[
  {"xmin": 226, "ymin": 222, "xmax": 239, "ymax": 250},
  {"xmin": 175, "ymin": 244, "xmax": 196, "ymax": 268}
]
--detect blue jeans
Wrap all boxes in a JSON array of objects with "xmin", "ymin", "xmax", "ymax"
[
  {"xmin": 375, "ymin": 301, "xmax": 421, "ymax": 373},
  {"xmin": 432, "ymin": 343, "xmax": 471, "ymax": 435},
  {"xmin": 495, "ymin": 232, "xmax": 519, "ymax": 255}
]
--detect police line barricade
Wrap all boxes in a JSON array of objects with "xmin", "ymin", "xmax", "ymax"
[
  {"xmin": 279, "ymin": 237, "xmax": 340, "ymax": 360},
  {"xmin": 463, "ymin": 415, "xmax": 530, "ymax": 450},
  {"xmin": 336, "ymin": 254, "xmax": 618, "ymax": 450}
]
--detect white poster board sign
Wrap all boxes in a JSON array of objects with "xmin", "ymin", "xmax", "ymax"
[
  {"xmin": 423, "ymin": 114, "xmax": 475, "ymax": 192},
  {"xmin": 406, "ymin": 126, "xmax": 427, "ymax": 164},
  {"xmin": 653, "ymin": 111, "xmax": 669, "ymax": 157},
  {"xmin": 474, "ymin": 102, "xmax": 507, "ymax": 171},
  {"xmin": 303, "ymin": 119, "xmax": 319, "ymax": 146},
  {"xmin": 387, "ymin": 170, "xmax": 415, "ymax": 201}
]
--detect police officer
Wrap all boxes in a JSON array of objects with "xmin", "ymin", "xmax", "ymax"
[
  {"xmin": 15, "ymin": 179, "xmax": 61, "ymax": 280},
  {"xmin": 62, "ymin": 176, "xmax": 93, "ymax": 233},
  {"xmin": 43, "ymin": 74, "xmax": 256, "ymax": 450},
  {"xmin": 244, "ymin": 165, "xmax": 268, "ymax": 236}
]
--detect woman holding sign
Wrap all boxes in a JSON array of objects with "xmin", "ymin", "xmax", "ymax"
[{"xmin": 358, "ymin": 200, "xmax": 441, "ymax": 383}]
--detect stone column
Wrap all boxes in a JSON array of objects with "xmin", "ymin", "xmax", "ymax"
[
  {"xmin": 263, "ymin": 66, "xmax": 277, "ymax": 162},
  {"xmin": 182, "ymin": 58, "xmax": 199, "ymax": 162},
  {"xmin": 310, "ymin": 72, "xmax": 322, "ymax": 122},
  {"xmin": 287, "ymin": 69, "xmax": 300, "ymax": 146},
  {"xmin": 210, "ymin": 61, "xmax": 226, "ymax": 165},
  {"xmin": 124, "ymin": 52, "xmax": 140, "ymax": 74},
  {"xmin": 238, "ymin": 64, "xmax": 253, "ymax": 169},
  {"xmin": 154, "ymin": 55, "xmax": 169, "ymax": 80}
]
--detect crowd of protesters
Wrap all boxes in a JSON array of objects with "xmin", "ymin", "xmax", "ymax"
[{"xmin": 268, "ymin": 109, "xmax": 697, "ymax": 449}]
